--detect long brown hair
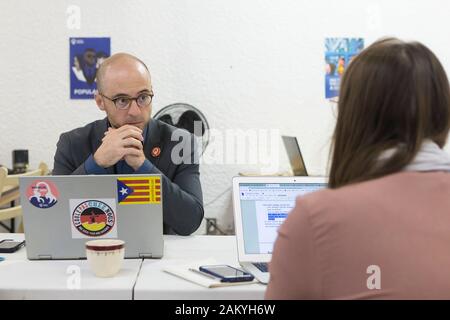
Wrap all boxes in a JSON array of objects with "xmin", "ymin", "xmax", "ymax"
[{"xmin": 329, "ymin": 38, "xmax": 450, "ymax": 188}]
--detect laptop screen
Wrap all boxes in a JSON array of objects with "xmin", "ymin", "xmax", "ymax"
[{"xmin": 238, "ymin": 182, "xmax": 326, "ymax": 255}]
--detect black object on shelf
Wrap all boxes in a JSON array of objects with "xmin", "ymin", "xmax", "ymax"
[{"xmin": 12, "ymin": 150, "xmax": 28, "ymax": 174}]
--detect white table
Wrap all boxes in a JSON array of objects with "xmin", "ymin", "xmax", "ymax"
[
  {"xmin": 0, "ymin": 234, "xmax": 266, "ymax": 299},
  {"xmin": 134, "ymin": 235, "xmax": 266, "ymax": 300},
  {"xmin": 0, "ymin": 234, "xmax": 141, "ymax": 300}
]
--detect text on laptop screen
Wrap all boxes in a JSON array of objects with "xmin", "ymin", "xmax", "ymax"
[{"xmin": 239, "ymin": 182, "xmax": 325, "ymax": 255}]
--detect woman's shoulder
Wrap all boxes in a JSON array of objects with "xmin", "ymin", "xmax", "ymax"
[{"xmin": 286, "ymin": 171, "xmax": 450, "ymax": 233}]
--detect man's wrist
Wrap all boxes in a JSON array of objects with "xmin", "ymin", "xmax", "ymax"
[
  {"xmin": 93, "ymin": 153, "xmax": 107, "ymax": 168},
  {"xmin": 134, "ymin": 159, "xmax": 154, "ymax": 173},
  {"xmin": 85, "ymin": 154, "xmax": 108, "ymax": 174}
]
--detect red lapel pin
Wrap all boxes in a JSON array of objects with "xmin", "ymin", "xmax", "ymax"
[{"xmin": 151, "ymin": 147, "xmax": 161, "ymax": 158}]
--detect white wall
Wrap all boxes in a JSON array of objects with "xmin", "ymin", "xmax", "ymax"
[{"xmin": 1, "ymin": 0, "xmax": 449, "ymax": 234}]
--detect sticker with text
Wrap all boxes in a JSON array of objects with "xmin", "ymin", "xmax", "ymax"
[
  {"xmin": 27, "ymin": 180, "xmax": 59, "ymax": 209},
  {"xmin": 69, "ymin": 199, "xmax": 117, "ymax": 239}
]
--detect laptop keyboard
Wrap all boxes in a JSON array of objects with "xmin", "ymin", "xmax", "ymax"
[{"xmin": 253, "ymin": 262, "xmax": 268, "ymax": 273}]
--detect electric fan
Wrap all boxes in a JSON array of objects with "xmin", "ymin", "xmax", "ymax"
[{"xmin": 153, "ymin": 103, "xmax": 210, "ymax": 154}]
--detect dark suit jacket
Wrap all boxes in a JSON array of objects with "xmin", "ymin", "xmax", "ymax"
[{"xmin": 53, "ymin": 118, "xmax": 204, "ymax": 235}]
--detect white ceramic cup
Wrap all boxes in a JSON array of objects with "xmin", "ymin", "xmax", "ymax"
[{"xmin": 85, "ymin": 239, "xmax": 125, "ymax": 278}]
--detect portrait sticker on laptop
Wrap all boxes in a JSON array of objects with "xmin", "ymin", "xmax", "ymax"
[
  {"xmin": 117, "ymin": 176, "xmax": 161, "ymax": 205},
  {"xmin": 26, "ymin": 180, "xmax": 59, "ymax": 209},
  {"xmin": 69, "ymin": 199, "xmax": 117, "ymax": 239}
]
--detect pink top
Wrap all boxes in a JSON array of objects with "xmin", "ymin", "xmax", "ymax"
[{"xmin": 265, "ymin": 171, "xmax": 450, "ymax": 299}]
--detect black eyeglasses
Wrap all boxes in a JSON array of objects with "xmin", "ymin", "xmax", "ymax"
[{"xmin": 99, "ymin": 92, "xmax": 154, "ymax": 110}]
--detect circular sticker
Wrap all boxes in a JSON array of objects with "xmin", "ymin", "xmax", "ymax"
[
  {"xmin": 151, "ymin": 146, "xmax": 161, "ymax": 158},
  {"xmin": 26, "ymin": 180, "xmax": 59, "ymax": 209},
  {"xmin": 72, "ymin": 200, "xmax": 115, "ymax": 237}
]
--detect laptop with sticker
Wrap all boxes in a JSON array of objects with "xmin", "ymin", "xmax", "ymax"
[
  {"xmin": 19, "ymin": 174, "xmax": 164, "ymax": 260},
  {"xmin": 232, "ymin": 176, "xmax": 327, "ymax": 284}
]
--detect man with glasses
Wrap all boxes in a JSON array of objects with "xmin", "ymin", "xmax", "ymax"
[{"xmin": 53, "ymin": 53, "xmax": 204, "ymax": 236}]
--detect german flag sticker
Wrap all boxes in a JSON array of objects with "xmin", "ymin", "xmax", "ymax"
[{"xmin": 117, "ymin": 177, "xmax": 161, "ymax": 205}]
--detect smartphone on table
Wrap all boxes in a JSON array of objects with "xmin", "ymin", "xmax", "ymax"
[
  {"xmin": 199, "ymin": 265, "xmax": 254, "ymax": 282},
  {"xmin": 0, "ymin": 239, "xmax": 25, "ymax": 253}
]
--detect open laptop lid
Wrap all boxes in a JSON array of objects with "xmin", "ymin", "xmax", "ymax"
[
  {"xmin": 232, "ymin": 176, "xmax": 327, "ymax": 263},
  {"xmin": 282, "ymin": 136, "xmax": 308, "ymax": 176},
  {"xmin": 20, "ymin": 174, "xmax": 163, "ymax": 260}
]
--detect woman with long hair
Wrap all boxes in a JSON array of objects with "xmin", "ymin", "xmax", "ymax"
[{"xmin": 266, "ymin": 38, "xmax": 450, "ymax": 299}]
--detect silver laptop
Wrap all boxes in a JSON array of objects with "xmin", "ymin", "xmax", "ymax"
[
  {"xmin": 19, "ymin": 174, "xmax": 164, "ymax": 260},
  {"xmin": 282, "ymin": 136, "xmax": 308, "ymax": 176},
  {"xmin": 232, "ymin": 176, "xmax": 327, "ymax": 284}
]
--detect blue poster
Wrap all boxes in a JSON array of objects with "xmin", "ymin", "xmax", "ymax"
[
  {"xmin": 70, "ymin": 37, "xmax": 110, "ymax": 99},
  {"xmin": 325, "ymin": 38, "xmax": 364, "ymax": 99}
]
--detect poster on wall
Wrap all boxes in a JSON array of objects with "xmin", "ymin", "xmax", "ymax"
[
  {"xmin": 70, "ymin": 37, "xmax": 111, "ymax": 99},
  {"xmin": 325, "ymin": 38, "xmax": 364, "ymax": 100}
]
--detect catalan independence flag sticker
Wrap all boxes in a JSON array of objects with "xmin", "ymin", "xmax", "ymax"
[{"xmin": 117, "ymin": 177, "xmax": 161, "ymax": 205}]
